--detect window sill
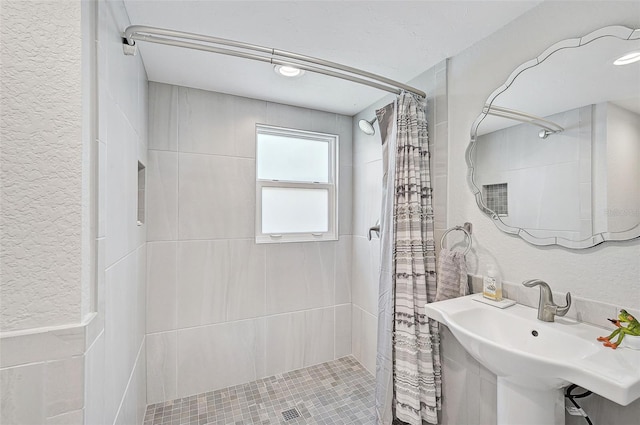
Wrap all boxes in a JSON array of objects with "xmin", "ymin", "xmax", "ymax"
[{"xmin": 255, "ymin": 233, "xmax": 338, "ymax": 244}]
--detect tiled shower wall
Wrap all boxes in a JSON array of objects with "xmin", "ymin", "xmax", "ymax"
[
  {"xmin": 350, "ymin": 60, "xmax": 449, "ymax": 375},
  {"xmin": 145, "ymin": 83, "xmax": 353, "ymax": 404},
  {"xmin": 85, "ymin": 1, "xmax": 149, "ymax": 424}
]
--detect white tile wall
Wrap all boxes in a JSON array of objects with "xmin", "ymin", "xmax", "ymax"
[
  {"xmin": 103, "ymin": 93, "xmax": 139, "ymax": 238},
  {"xmin": 90, "ymin": 0, "xmax": 149, "ymax": 423},
  {"xmin": 146, "ymin": 242, "xmax": 177, "ymax": 333},
  {"xmin": 265, "ymin": 242, "xmax": 335, "ymax": 314},
  {"xmin": 113, "ymin": 341, "xmax": 146, "ymax": 425},
  {"xmin": 45, "ymin": 356, "xmax": 84, "ymax": 418},
  {"xmin": 335, "ymin": 304, "xmax": 352, "ymax": 358},
  {"xmin": 135, "ymin": 342, "xmax": 148, "ymax": 424},
  {"xmin": 84, "ymin": 333, "xmax": 105, "ymax": 425},
  {"xmin": 104, "ymin": 253, "xmax": 142, "ymax": 423},
  {"xmin": 46, "ymin": 410, "xmax": 84, "ymax": 425},
  {"xmin": 352, "ymin": 160, "xmax": 383, "ymax": 239},
  {"xmin": 265, "ymin": 308, "xmax": 335, "ymax": 376},
  {"xmin": 136, "ymin": 246, "xmax": 148, "ymax": 355},
  {"xmin": 0, "ymin": 325, "xmax": 86, "ymax": 369},
  {"xmin": 178, "ymin": 154, "xmax": 255, "ymax": 240},
  {"xmin": 338, "ymin": 165, "xmax": 354, "ymax": 236},
  {"xmin": 351, "ymin": 236, "xmax": 380, "ymax": 316},
  {"xmin": 335, "ymin": 236, "xmax": 353, "ymax": 305},
  {"xmin": 148, "ymin": 83, "xmax": 178, "ymax": 152},
  {"xmin": 266, "ymin": 102, "xmax": 313, "ymax": 129},
  {"xmin": 176, "ymin": 319, "xmax": 266, "ymax": 397},
  {"xmin": 350, "ymin": 305, "xmax": 377, "ymax": 375},
  {"xmin": 0, "ymin": 345, "xmax": 86, "ymax": 425},
  {"xmin": 337, "ymin": 115, "xmax": 354, "ymax": 166},
  {"xmin": 98, "ymin": 140, "xmax": 107, "ymax": 238},
  {"xmin": 146, "ymin": 84, "xmax": 353, "ymax": 404},
  {"xmin": 178, "ymin": 88, "xmax": 265, "ymax": 157},
  {"xmin": 351, "ymin": 307, "xmax": 362, "ymax": 368},
  {"xmin": 309, "ymin": 109, "xmax": 340, "ymax": 134},
  {"xmin": 146, "ymin": 151, "xmax": 178, "ymax": 241},
  {"xmin": 177, "ymin": 239, "xmax": 266, "ymax": 326},
  {"xmin": 146, "ymin": 332, "xmax": 177, "ymax": 404},
  {"xmin": 0, "ymin": 363, "xmax": 45, "ymax": 424}
]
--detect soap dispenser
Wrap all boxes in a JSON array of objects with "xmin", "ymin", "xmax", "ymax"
[{"xmin": 483, "ymin": 264, "xmax": 503, "ymax": 301}]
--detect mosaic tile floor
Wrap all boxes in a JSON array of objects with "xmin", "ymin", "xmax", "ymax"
[{"xmin": 143, "ymin": 356, "xmax": 375, "ymax": 425}]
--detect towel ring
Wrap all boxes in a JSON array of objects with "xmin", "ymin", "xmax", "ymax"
[{"xmin": 440, "ymin": 224, "xmax": 472, "ymax": 256}]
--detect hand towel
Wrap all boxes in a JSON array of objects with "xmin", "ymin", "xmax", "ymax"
[{"xmin": 434, "ymin": 248, "xmax": 468, "ymax": 301}]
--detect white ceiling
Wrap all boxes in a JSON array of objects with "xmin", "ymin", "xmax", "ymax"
[{"xmin": 123, "ymin": 0, "xmax": 542, "ymax": 115}]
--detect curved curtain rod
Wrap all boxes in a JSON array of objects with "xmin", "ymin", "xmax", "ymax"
[
  {"xmin": 122, "ymin": 25, "xmax": 426, "ymax": 98},
  {"xmin": 483, "ymin": 104, "xmax": 565, "ymax": 134}
]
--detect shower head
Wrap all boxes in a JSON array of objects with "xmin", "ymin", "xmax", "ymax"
[
  {"xmin": 538, "ymin": 129, "xmax": 561, "ymax": 139},
  {"xmin": 358, "ymin": 117, "xmax": 377, "ymax": 136}
]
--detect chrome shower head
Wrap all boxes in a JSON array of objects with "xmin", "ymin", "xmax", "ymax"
[
  {"xmin": 358, "ymin": 117, "xmax": 377, "ymax": 135},
  {"xmin": 539, "ymin": 129, "xmax": 552, "ymax": 139},
  {"xmin": 538, "ymin": 129, "xmax": 562, "ymax": 139}
]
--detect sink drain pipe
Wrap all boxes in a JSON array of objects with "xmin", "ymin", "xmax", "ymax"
[{"xmin": 564, "ymin": 384, "xmax": 594, "ymax": 425}]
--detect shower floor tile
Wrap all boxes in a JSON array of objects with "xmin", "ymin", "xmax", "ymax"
[{"xmin": 143, "ymin": 356, "xmax": 375, "ymax": 425}]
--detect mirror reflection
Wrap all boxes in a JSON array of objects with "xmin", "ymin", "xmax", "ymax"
[{"xmin": 468, "ymin": 27, "xmax": 640, "ymax": 248}]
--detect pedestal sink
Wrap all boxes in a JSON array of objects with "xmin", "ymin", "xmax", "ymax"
[{"xmin": 425, "ymin": 294, "xmax": 640, "ymax": 425}]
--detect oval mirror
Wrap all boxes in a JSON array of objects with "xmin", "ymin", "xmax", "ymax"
[{"xmin": 467, "ymin": 26, "xmax": 640, "ymax": 249}]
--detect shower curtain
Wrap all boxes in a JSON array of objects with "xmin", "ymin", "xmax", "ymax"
[{"xmin": 375, "ymin": 92, "xmax": 441, "ymax": 425}]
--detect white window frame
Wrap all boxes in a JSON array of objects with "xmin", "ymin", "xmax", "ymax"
[{"xmin": 255, "ymin": 124, "xmax": 338, "ymax": 244}]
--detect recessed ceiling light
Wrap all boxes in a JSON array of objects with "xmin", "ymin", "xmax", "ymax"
[
  {"xmin": 614, "ymin": 51, "xmax": 640, "ymax": 66},
  {"xmin": 274, "ymin": 64, "xmax": 305, "ymax": 78}
]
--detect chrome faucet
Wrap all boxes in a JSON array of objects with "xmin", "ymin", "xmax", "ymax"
[{"xmin": 522, "ymin": 279, "xmax": 571, "ymax": 322}]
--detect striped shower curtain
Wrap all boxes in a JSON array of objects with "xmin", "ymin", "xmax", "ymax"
[{"xmin": 375, "ymin": 92, "xmax": 441, "ymax": 425}]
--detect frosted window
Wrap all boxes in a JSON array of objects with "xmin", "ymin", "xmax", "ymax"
[
  {"xmin": 255, "ymin": 125, "xmax": 337, "ymax": 243},
  {"xmin": 262, "ymin": 187, "xmax": 328, "ymax": 234},
  {"xmin": 257, "ymin": 134, "xmax": 329, "ymax": 183}
]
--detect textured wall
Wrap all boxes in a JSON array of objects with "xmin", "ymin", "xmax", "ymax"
[
  {"xmin": 0, "ymin": 1, "xmax": 83, "ymax": 331},
  {"xmin": 0, "ymin": 1, "xmax": 90, "ymax": 424}
]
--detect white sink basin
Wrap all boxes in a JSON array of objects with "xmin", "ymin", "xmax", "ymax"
[{"xmin": 425, "ymin": 294, "xmax": 640, "ymax": 424}]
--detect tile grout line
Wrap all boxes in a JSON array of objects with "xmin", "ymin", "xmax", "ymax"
[
  {"xmin": 174, "ymin": 89, "xmax": 180, "ymax": 402},
  {"xmin": 263, "ymin": 230, "xmax": 268, "ymax": 381}
]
